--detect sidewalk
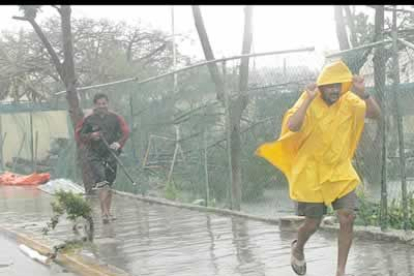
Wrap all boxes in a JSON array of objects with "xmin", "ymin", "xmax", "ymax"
[{"xmin": 0, "ymin": 186, "xmax": 413, "ymax": 276}]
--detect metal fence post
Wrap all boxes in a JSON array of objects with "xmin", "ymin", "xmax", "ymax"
[
  {"xmin": 203, "ymin": 128, "xmax": 210, "ymax": 207},
  {"xmin": 129, "ymin": 90, "xmax": 138, "ymax": 162},
  {"xmin": 375, "ymin": 8, "xmax": 388, "ymax": 231},
  {"xmin": 223, "ymin": 60, "xmax": 235, "ymax": 210},
  {"xmin": 391, "ymin": 6, "xmax": 409, "ymax": 231}
]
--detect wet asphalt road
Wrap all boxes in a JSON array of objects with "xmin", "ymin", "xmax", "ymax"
[{"xmin": 0, "ymin": 186, "xmax": 413, "ymax": 276}]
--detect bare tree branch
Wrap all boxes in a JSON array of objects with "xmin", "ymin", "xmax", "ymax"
[
  {"xmin": 334, "ymin": 6, "xmax": 351, "ymax": 50},
  {"xmin": 192, "ymin": 6, "xmax": 225, "ymax": 101},
  {"xmin": 51, "ymin": 5, "xmax": 61, "ymax": 14},
  {"xmin": 367, "ymin": 5, "xmax": 414, "ymax": 14},
  {"xmin": 238, "ymin": 6, "xmax": 253, "ymax": 109},
  {"xmin": 136, "ymin": 42, "xmax": 168, "ymax": 63},
  {"xmin": 343, "ymin": 5, "xmax": 358, "ymax": 47},
  {"xmin": 12, "ymin": 16, "xmax": 28, "ymax": 21},
  {"xmin": 13, "ymin": 15, "xmax": 63, "ymax": 77}
]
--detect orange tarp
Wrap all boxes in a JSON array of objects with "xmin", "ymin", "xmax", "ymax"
[{"xmin": 0, "ymin": 171, "xmax": 50, "ymax": 186}]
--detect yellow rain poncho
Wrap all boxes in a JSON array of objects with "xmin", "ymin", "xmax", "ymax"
[{"xmin": 256, "ymin": 60, "xmax": 366, "ymax": 205}]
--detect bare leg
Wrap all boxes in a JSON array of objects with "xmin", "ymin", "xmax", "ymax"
[
  {"xmin": 105, "ymin": 189, "xmax": 113, "ymax": 215},
  {"xmin": 336, "ymin": 209, "xmax": 355, "ymax": 276},
  {"xmin": 99, "ymin": 187, "xmax": 110, "ymax": 217},
  {"xmin": 293, "ymin": 217, "xmax": 322, "ymax": 260}
]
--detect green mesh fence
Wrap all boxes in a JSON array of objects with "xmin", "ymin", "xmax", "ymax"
[
  {"xmin": 3, "ymin": 42, "xmax": 414, "ymax": 231},
  {"xmin": 83, "ymin": 49, "xmax": 323, "ymax": 216},
  {"xmin": 325, "ymin": 41, "xmax": 414, "ymax": 230}
]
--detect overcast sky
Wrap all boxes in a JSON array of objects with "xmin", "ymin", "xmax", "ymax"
[{"xmin": 0, "ymin": 5, "xmax": 383, "ymax": 69}]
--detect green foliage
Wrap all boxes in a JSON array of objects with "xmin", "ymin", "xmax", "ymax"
[
  {"xmin": 124, "ymin": 63, "xmax": 313, "ymax": 206},
  {"xmin": 43, "ymin": 190, "xmax": 92, "ymax": 235},
  {"xmin": 57, "ymin": 240, "xmax": 87, "ymax": 254},
  {"xmin": 164, "ymin": 181, "xmax": 179, "ymax": 201},
  {"xmin": 208, "ymin": 198, "xmax": 217, "ymax": 207},
  {"xmin": 355, "ymin": 190, "xmax": 380, "ymax": 227},
  {"xmin": 327, "ymin": 205, "xmax": 334, "ymax": 215},
  {"xmin": 352, "ymin": 12, "xmax": 375, "ymax": 46},
  {"xmin": 54, "ymin": 191, "xmax": 92, "ymax": 220},
  {"xmin": 356, "ymin": 189, "xmax": 414, "ymax": 229},
  {"xmin": 388, "ymin": 192, "xmax": 414, "ymax": 229},
  {"xmin": 241, "ymin": 148, "xmax": 287, "ymax": 202},
  {"xmin": 336, "ymin": 8, "xmax": 375, "ymax": 74}
]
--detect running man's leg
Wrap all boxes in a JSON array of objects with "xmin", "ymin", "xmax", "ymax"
[
  {"xmin": 88, "ymin": 154, "xmax": 109, "ymax": 218},
  {"xmin": 332, "ymin": 190, "xmax": 357, "ymax": 276},
  {"xmin": 104, "ymin": 157, "xmax": 118, "ymax": 218},
  {"xmin": 291, "ymin": 202, "xmax": 325, "ymax": 275},
  {"xmin": 295, "ymin": 202, "xmax": 325, "ymax": 254},
  {"xmin": 99, "ymin": 186, "xmax": 111, "ymax": 220},
  {"xmin": 80, "ymin": 149, "xmax": 95, "ymax": 195}
]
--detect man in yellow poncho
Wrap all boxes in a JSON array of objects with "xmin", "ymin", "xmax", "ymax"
[{"xmin": 256, "ymin": 60, "xmax": 381, "ymax": 276}]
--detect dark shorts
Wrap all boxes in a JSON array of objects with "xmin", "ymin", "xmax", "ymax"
[
  {"xmin": 87, "ymin": 152, "xmax": 118, "ymax": 188},
  {"xmin": 295, "ymin": 190, "xmax": 358, "ymax": 218}
]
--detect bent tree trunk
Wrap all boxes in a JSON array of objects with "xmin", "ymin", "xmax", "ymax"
[
  {"xmin": 192, "ymin": 6, "xmax": 253, "ymax": 210},
  {"xmin": 15, "ymin": 5, "xmax": 87, "ymax": 186}
]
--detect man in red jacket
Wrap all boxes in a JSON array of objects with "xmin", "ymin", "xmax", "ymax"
[{"xmin": 75, "ymin": 93, "xmax": 130, "ymax": 223}]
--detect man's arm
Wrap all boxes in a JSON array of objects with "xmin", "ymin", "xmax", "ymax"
[
  {"xmin": 75, "ymin": 116, "xmax": 100, "ymax": 144},
  {"xmin": 287, "ymin": 83, "xmax": 318, "ymax": 132},
  {"xmin": 75, "ymin": 117, "xmax": 91, "ymax": 144},
  {"xmin": 352, "ymin": 75, "xmax": 381, "ymax": 120}
]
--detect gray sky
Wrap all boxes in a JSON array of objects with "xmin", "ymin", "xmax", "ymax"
[{"xmin": 0, "ymin": 5, "xmax": 379, "ymax": 68}]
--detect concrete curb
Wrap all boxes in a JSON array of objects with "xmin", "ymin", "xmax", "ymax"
[
  {"xmin": 0, "ymin": 225, "xmax": 131, "ymax": 276},
  {"xmin": 113, "ymin": 190, "xmax": 280, "ymax": 225},
  {"xmin": 321, "ymin": 224, "xmax": 414, "ymax": 245},
  {"xmin": 114, "ymin": 190, "xmax": 414, "ymax": 246}
]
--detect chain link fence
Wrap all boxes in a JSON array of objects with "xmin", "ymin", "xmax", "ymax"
[
  {"xmin": 2, "ymin": 39, "xmax": 414, "ymax": 231},
  {"xmin": 80, "ymin": 48, "xmax": 321, "ymax": 218},
  {"xmin": 325, "ymin": 39, "xmax": 414, "ymax": 230}
]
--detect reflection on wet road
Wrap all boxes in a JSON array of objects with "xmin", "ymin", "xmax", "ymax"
[{"xmin": 0, "ymin": 186, "xmax": 412, "ymax": 276}]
